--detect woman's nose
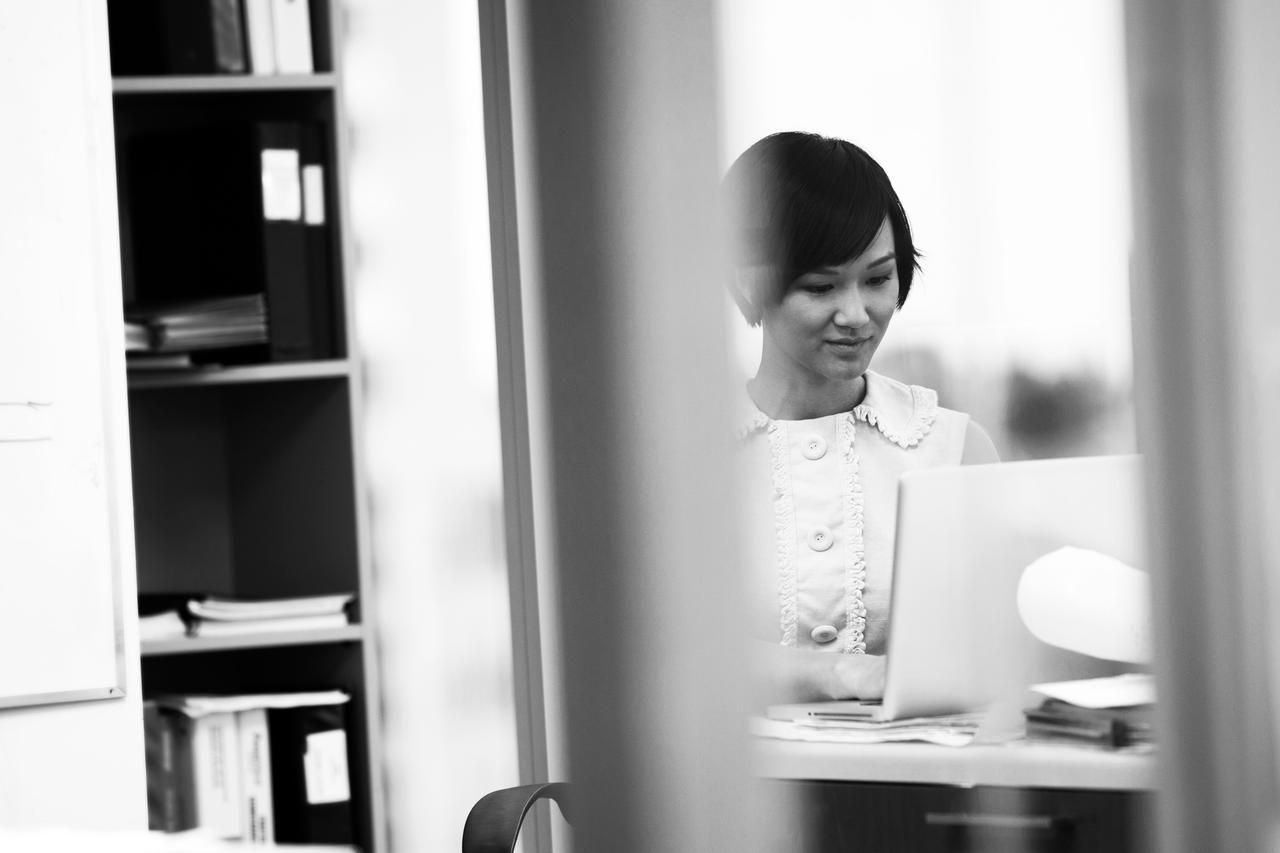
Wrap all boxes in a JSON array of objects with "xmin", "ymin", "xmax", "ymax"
[{"xmin": 834, "ymin": 293, "xmax": 870, "ymax": 329}]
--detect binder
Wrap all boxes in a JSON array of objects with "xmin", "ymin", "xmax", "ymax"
[
  {"xmin": 300, "ymin": 124, "xmax": 338, "ymax": 358},
  {"xmin": 106, "ymin": 0, "xmax": 245, "ymax": 75},
  {"xmin": 243, "ymin": 0, "xmax": 277, "ymax": 74},
  {"xmin": 267, "ymin": 702, "xmax": 354, "ymax": 844},
  {"xmin": 271, "ymin": 0, "xmax": 315, "ymax": 73},
  {"xmin": 125, "ymin": 121, "xmax": 318, "ymax": 362},
  {"xmin": 161, "ymin": 0, "xmax": 248, "ymax": 74},
  {"xmin": 255, "ymin": 122, "xmax": 314, "ymax": 361},
  {"xmin": 144, "ymin": 702, "xmax": 194, "ymax": 832},
  {"xmin": 105, "ymin": 0, "xmax": 168, "ymax": 76}
]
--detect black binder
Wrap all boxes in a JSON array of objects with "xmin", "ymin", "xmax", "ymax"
[
  {"xmin": 267, "ymin": 702, "xmax": 355, "ymax": 844},
  {"xmin": 125, "ymin": 121, "xmax": 321, "ymax": 362},
  {"xmin": 107, "ymin": 0, "xmax": 247, "ymax": 75},
  {"xmin": 299, "ymin": 124, "xmax": 340, "ymax": 359}
]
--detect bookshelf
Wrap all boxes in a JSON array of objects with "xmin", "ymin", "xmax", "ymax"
[{"xmin": 106, "ymin": 1, "xmax": 384, "ymax": 850}]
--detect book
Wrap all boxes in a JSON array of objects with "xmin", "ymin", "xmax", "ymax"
[
  {"xmin": 189, "ymin": 710, "xmax": 244, "ymax": 838},
  {"xmin": 238, "ymin": 708, "xmax": 275, "ymax": 843},
  {"xmin": 188, "ymin": 612, "xmax": 350, "ymax": 638},
  {"xmin": 271, "ymin": 0, "xmax": 314, "ymax": 73},
  {"xmin": 143, "ymin": 702, "xmax": 197, "ymax": 832},
  {"xmin": 243, "ymin": 0, "xmax": 277, "ymax": 74},
  {"xmin": 189, "ymin": 593, "xmax": 355, "ymax": 622}
]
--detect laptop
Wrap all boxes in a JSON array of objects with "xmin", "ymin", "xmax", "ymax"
[{"xmin": 770, "ymin": 454, "xmax": 1146, "ymax": 723}]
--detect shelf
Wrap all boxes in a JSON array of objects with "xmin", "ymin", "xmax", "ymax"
[
  {"xmin": 127, "ymin": 359, "xmax": 351, "ymax": 390},
  {"xmin": 113, "ymin": 73, "xmax": 337, "ymax": 95},
  {"xmin": 142, "ymin": 624, "xmax": 363, "ymax": 656}
]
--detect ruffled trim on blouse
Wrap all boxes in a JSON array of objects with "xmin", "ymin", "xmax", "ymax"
[
  {"xmin": 736, "ymin": 371, "xmax": 938, "ymax": 448},
  {"xmin": 766, "ymin": 420, "xmax": 799, "ymax": 647},
  {"xmin": 853, "ymin": 372, "xmax": 938, "ymax": 449},
  {"xmin": 838, "ymin": 412, "xmax": 868, "ymax": 654}
]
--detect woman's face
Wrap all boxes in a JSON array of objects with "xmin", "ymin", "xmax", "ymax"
[{"xmin": 760, "ymin": 219, "xmax": 900, "ymax": 386}]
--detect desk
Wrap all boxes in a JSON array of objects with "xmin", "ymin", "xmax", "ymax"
[{"xmin": 754, "ymin": 739, "xmax": 1156, "ymax": 853}]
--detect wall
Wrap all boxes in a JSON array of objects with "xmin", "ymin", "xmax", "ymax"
[
  {"xmin": 717, "ymin": 0, "xmax": 1134, "ymax": 461},
  {"xmin": 0, "ymin": 0, "xmax": 146, "ymax": 829}
]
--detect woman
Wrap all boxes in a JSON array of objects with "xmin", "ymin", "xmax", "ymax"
[{"xmin": 726, "ymin": 132, "xmax": 999, "ymax": 702}]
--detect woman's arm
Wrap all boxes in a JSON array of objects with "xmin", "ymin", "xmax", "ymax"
[
  {"xmin": 753, "ymin": 639, "xmax": 886, "ymax": 703},
  {"xmin": 961, "ymin": 420, "xmax": 1000, "ymax": 465}
]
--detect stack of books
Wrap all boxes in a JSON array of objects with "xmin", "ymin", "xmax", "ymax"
[
  {"xmin": 126, "ymin": 295, "xmax": 268, "ymax": 355},
  {"xmin": 144, "ymin": 691, "xmax": 354, "ymax": 844},
  {"xmin": 1023, "ymin": 673, "xmax": 1156, "ymax": 751},
  {"xmin": 186, "ymin": 593, "xmax": 354, "ymax": 638}
]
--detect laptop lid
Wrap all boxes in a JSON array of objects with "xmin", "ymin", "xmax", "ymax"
[{"xmin": 879, "ymin": 455, "xmax": 1146, "ymax": 721}]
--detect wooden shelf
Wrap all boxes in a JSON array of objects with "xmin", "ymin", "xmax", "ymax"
[
  {"xmin": 142, "ymin": 624, "xmax": 363, "ymax": 657},
  {"xmin": 127, "ymin": 359, "xmax": 351, "ymax": 390},
  {"xmin": 113, "ymin": 73, "xmax": 337, "ymax": 95}
]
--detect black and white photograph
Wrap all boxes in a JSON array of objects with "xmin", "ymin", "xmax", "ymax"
[{"xmin": 0, "ymin": 1, "xmax": 1275, "ymax": 851}]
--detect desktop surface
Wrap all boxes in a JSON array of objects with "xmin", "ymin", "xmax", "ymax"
[{"xmin": 752, "ymin": 736, "xmax": 1156, "ymax": 791}]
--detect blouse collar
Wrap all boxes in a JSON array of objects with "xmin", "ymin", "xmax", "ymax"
[{"xmin": 736, "ymin": 370, "xmax": 938, "ymax": 449}]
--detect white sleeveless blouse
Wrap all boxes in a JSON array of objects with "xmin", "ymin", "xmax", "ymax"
[{"xmin": 737, "ymin": 370, "xmax": 970, "ymax": 655}]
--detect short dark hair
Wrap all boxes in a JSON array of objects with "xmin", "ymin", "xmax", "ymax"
[{"xmin": 722, "ymin": 131, "xmax": 921, "ymax": 325}]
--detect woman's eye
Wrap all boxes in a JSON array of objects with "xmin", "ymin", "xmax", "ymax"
[
  {"xmin": 800, "ymin": 283, "xmax": 834, "ymax": 294},
  {"xmin": 866, "ymin": 274, "xmax": 894, "ymax": 287}
]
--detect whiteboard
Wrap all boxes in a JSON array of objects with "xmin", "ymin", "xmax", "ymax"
[{"xmin": 0, "ymin": 5, "xmax": 127, "ymax": 708}]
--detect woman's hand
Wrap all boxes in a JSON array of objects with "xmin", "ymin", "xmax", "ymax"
[
  {"xmin": 824, "ymin": 653, "xmax": 886, "ymax": 701},
  {"xmin": 753, "ymin": 640, "xmax": 886, "ymax": 704}
]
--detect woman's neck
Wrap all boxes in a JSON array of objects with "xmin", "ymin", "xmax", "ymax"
[{"xmin": 748, "ymin": 364, "xmax": 868, "ymax": 420}]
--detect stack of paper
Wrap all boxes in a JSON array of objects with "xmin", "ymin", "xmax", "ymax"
[
  {"xmin": 126, "ymin": 295, "xmax": 268, "ymax": 354},
  {"xmin": 757, "ymin": 703, "xmax": 984, "ymax": 747},
  {"xmin": 1023, "ymin": 673, "xmax": 1156, "ymax": 750},
  {"xmin": 186, "ymin": 593, "xmax": 354, "ymax": 638}
]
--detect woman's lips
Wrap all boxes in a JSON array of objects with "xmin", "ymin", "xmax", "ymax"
[{"xmin": 826, "ymin": 337, "xmax": 870, "ymax": 349}]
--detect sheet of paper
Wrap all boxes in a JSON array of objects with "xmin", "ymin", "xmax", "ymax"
[{"xmin": 1031, "ymin": 673, "xmax": 1155, "ymax": 708}]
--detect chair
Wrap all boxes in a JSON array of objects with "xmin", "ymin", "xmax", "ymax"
[{"xmin": 462, "ymin": 782, "xmax": 571, "ymax": 853}]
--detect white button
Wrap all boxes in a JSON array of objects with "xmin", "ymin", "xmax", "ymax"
[
  {"xmin": 801, "ymin": 434, "xmax": 827, "ymax": 460},
  {"xmin": 807, "ymin": 526, "xmax": 834, "ymax": 552},
  {"xmin": 811, "ymin": 625, "xmax": 838, "ymax": 644}
]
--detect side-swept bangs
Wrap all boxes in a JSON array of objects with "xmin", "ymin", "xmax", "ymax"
[{"xmin": 724, "ymin": 132, "xmax": 920, "ymax": 325}]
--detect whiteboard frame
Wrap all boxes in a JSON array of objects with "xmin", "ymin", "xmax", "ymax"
[{"xmin": 0, "ymin": 425, "xmax": 128, "ymax": 710}]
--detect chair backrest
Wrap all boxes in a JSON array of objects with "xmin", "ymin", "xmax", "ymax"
[{"xmin": 462, "ymin": 783, "xmax": 571, "ymax": 853}]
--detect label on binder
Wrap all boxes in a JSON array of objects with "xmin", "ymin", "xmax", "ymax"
[
  {"xmin": 302, "ymin": 165, "xmax": 325, "ymax": 225},
  {"xmin": 303, "ymin": 729, "xmax": 350, "ymax": 804},
  {"xmin": 260, "ymin": 149, "xmax": 303, "ymax": 221}
]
